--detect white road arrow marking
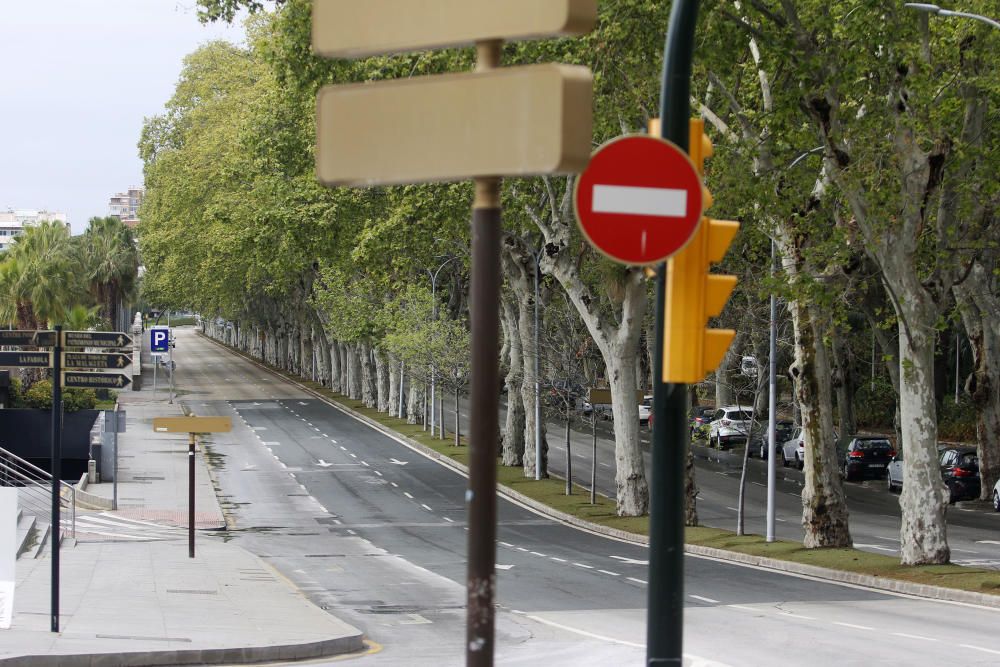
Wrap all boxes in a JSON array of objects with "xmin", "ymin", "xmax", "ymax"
[
  {"xmin": 317, "ymin": 460, "xmax": 333, "ymax": 468},
  {"xmin": 609, "ymin": 555, "xmax": 648, "ymax": 565},
  {"xmin": 592, "ymin": 184, "xmax": 687, "ymax": 218},
  {"xmin": 390, "ymin": 458, "xmax": 408, "ymax": 466}
]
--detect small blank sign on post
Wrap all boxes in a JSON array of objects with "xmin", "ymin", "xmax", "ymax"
[
  {"xmin": 313, "ymin": 0, "xmax": 597, "ymax": 57},
  {"xmin": 152, "ymin": 416, "xmax": 232, "ymax": 434},
  {"xmin": 316, "ymin": 65, "xmax": 593, "ymax": 187}
]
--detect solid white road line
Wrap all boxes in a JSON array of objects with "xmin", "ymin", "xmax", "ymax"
[
  {"xmin": 961, "ymin": 644, "xmax": 1000, "ymax": 656},
  {"xmin": 689, "ymin": 595, "xmax": 719, "ymax": 604},
  {"xmin": 833, "ymin": 622, "xmax": 873, "ymax": 631}
]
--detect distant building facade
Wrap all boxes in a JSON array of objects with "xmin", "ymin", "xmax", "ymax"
[
  {"xmin": 0, "ymin": 209, "xmax": 69, "ymax": 252},
  {"xmin": 108, "ymin": 186, "xmax": 144, "ymax": 229}
]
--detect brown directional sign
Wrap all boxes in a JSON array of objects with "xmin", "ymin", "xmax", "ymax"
[
  {"xmin": 0, "ymin": 330, "xmax": 56, "ymax": 347},
  {"xmin": 62, "ymin": 372, "xmax": 131, "ymax": 389},
  {"xmin": 317, "ymin": 65, "xmax": 593, "ymax": 187},
  {"xmin": 62, "ymin": 331, "xmax": 132, "ymax": 348},
  {"xmin": 0, "ymin": 351, "xmax": 52, "ymax": 368},
  {"xmin": 62, "ymin": 352, "xmax": 132, "ymax": 370},
  {"xmin": 152, "ymin": 416, "xmax": 232, "ymax": 434},
  {"xmin": 313, "ymin": 0, "xmax": 598, "ymax": 58}
]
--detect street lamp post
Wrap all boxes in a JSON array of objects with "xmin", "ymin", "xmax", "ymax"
[
  {"xmin": 428, "ymin": 257, "xmax": 456, "ymax": 438},
  {"xmin": 533, "ymin": 245, "xmax": 544, "ymax": 481},
  {"xmin": 904, "ymin": 3, "xmax": 1000, "ymax": 29}
]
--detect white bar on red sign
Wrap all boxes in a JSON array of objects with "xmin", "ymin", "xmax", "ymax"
[{"xmin": 592, "ymin": 184, "xmax": 687, "ymax": 218}]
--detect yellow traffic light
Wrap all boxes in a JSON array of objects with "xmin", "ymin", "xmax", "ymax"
[{"xmin": 660, "ymin": 119, "xmax": 739, "ymax": 384}]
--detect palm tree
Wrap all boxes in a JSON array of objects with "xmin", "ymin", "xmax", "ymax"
[
  {"xmin": 2, "ymin": 221, "xmax": 83, "ymax": 327},
  {"xmin": 82, "ymin": 217, "xmax": 140, "ymax": 331}
]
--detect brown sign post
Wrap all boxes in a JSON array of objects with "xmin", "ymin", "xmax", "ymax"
[
  {"xmin": 151, "ymin": 416, "xmax": 232, "ymax": 558},
  {"xmin": 312, "ymin": 3, "xmax": 596, "ymax": 663}
]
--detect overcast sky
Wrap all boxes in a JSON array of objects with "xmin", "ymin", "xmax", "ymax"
[{"xmin": 0, "ymin": 1, "xmax": 246, "ymax": 235}]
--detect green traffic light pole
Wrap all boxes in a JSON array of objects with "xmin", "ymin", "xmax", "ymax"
[{"xmin": 648, "ymin": 0, "xmax": 699, "ymax": 664}]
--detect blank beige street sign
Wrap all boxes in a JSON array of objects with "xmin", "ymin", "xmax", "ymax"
[
  {"xmin": 152, "ymin": 416, "xmax": 232, "ymax": 434},
  {"xmin": 313, "ymin": 0, "xmax": 597, "ymax": 58},
  {"xmin": 316, "ymin": 64, "xmax": 592, "ymax": 187}
]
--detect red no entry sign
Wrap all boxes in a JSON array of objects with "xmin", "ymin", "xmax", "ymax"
[{"xmin": 574, "ymin": 135, "xmax": 704, "ymax": 265}]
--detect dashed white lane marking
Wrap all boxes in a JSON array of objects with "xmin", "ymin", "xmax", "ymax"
[
  {"xmin": 572, "ymin": 562, "xmax": 593, "ymax": 569},
  {"xmin": 833, "ymin": 622, "xmax": 873, "ymax": 631},
  {"xmin": 599, "ymin": 462, "xmax": 611, "ymax": 468},
  {"xmin": 530, "ymin": 551, "xmax": 547, "ymax": 557},
  {"xmin": 313, "ymin": 427, "xmax": 321, "ymax": 432},
  {"xmin": 349, "ymin": 453, "xmax": 357, "ymax": 458},
  {"xmin": 361, "ymin": 461, "xmax": 370, "ymax": 467},
  {"xmin": 962, "ymin": 644, "xmax": 1000, "ymax": 656},
  {"xmin": 626, "ymin": 577, "xmax": 647, "ymax": 585},
  {"xmin": 550, "ymin": 557, "xmax": 567, "ymax": 563},
  {"xmin": 598, "ymin": 570, "xmax": 620, "ymax": 577},
  {"xmin": 726, "ymin": 507, "xmax": 739, "ymax": 512},
  {"xmin": 728, "ymin": 605, "xmax": 758, "ymax": 613},
  {"xmin": 347, "ymin": 529, "xmax": 356, "ymax": 535},
  {"xmin": 373, "ymin": 470, "xmax": 383, "ymax": 477},
  {"xmin": 500, "ymin": 542, "xmax": 514, "ymax": 548},
  {"xmin": 333, "ymin": 519, "xmax": 342, "ymax": 525},
  {"xmin": 421, "ymin": 504, "xmax": 433, "ymax": 511},
  {"xmin": 404, "ymin": 492, "xmax": 414, "ymax": 499},
  {"xmin": 318, "ymin": 504, "xmax": 328, "ymax": 512},
  {"xmin": 523, "ymin": 613, "xmax": 645, "ymax": 649},
  {"xmin": 892, "ymin": 632, "xmax": 937, "ymax": 642},
  {"xmin": 443, "ymin": 517, "xmax": 454, "ymax": 523},
  {"xmin": 279, "ymin": 461, "xmax": 287, "ymax": 469},
  {"xmin": 516, "ymin": 547, "xmax": 529, "ymax": 552},
  {"xmin": 391, "ymin": 482, "xmax": 399, "ymax": 488},
  {"xmin": 340, "ymin": 446, "xmax": 347, "ymax": 451},
  {"xmin": 689, "ymin": 595, "xmax": 719, "ymax": 604}
]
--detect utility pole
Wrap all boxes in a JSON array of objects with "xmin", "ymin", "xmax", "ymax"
[
  {"xmin": 766, "ymin": 240, "xmax": 777, "ymax": 542},
  {"xmin": 534, "ymin": 245, "xmax": 543, "ymax": 480},
  {"xmin": 50, "ymin": 325, "xmax": 62, "ymax": 633}
]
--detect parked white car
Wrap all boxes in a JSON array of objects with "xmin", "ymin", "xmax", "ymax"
[
  {"xmin": 708, "ymin": 406, "xmax": 755, "ymax": 450},
  {"xmin": 781, "ymin": 427, "xmax": 805, "ymax": 470},
  {"xmin": 993, "ymin": 478, "xmax": 1000, "ymax": 512},
  {"xmin": 638, "ymin": 395, "xmax": 653, "ymax": 425}
]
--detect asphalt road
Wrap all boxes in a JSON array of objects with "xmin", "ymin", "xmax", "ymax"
[
  {"xmin": 170, "ymin": 329, "xmax": 1000, "ymax": 666},
  {"xmin": 445, "ymin": 395, "xmax": 1000, "ymax": 568}
]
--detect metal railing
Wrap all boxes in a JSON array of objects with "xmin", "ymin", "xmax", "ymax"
[{"xmin": 0, "ymin": 444, "xmax": 76, "ymax": 540}]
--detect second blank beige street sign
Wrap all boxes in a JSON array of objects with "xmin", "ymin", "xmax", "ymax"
[
  {"xmin": 316, "ymin": 64, "xmax": 593, "ymax": 187},
  {"xmin": 313, "ymin": 0, "xmax": 597, "ymax": 58}
]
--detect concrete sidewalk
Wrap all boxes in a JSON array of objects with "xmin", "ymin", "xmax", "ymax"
[{"xmin": 2, "ymin": 367, "xmax": 364, "ymax": 666}]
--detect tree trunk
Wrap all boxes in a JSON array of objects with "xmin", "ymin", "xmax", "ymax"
[
  {"xmin": 407, "ymin": 379, "xmax": 423, "ymax": 425},
  {"xmin": 374, "ymin": 348, "xmax": 390, "ymax": 413},
  {"xmin": 329, "ymin": 342, "xmax": 342, "ymax": 393},
  {"xmin": 895, "ymin": 289, "xmax": 950, "ymax": 564},
  {"xmin": 454, "ymin": 384, "xmax": 461, "ymax": 446},
  {"xmin": 300, "ymin": 319, "xmax": 312, "ymax": 380},
  {"xmin": 607, "ymin": 350, "xmax": 648, "ymax": 515},
  {"xmin": 685, "ymin": 448, "xmax": 699, "ymax": 527},
  {"xmin": 501, "ymin": 297, "xmax": 525, "ymax": 466},
  {"xmin": 359, "ymin": 342, "xmax": 376, "ymax": 408},
  {"xmin": 387, "ymin": 354, "xmax": 400, "ymax": 417},
  {"xmin": 830, "ymin": 326, "xmax": 857, "ymax": 439},
  {"xmin": 954, "ymin": 262, "xmax": 1000, "ymax": 501},
  {"xmin": 348, "ymin": 344, "xmax": 362, "ymax": 400}
]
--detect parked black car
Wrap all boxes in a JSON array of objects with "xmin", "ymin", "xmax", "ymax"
[
  {"xmin": 754, "ymin": 420, "xmax": 795, "ymax": 460},
  {"xmin": 839, "ymin": 436, "xmax": 895, "ymax": 481},
  {"xmin": 940, "ymin": 446, "xmax": 980, "ymax": 503}
]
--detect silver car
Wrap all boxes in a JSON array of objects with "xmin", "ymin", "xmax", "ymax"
[{"xmin": 887, "ymin": 452, "xmax": 903, "ymax": 493}]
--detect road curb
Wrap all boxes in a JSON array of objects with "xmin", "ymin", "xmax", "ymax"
[
  {"xmin": 199, "ymin": 332, "xmax": 1000, "ymax": 611},
  {"xmin": 0, "ymin": 635, "xmax": 366, "ymax": 667}
]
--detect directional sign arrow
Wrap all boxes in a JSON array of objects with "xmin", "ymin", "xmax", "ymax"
[
  {"xmin": 317, "ymin": 460, "xmax": 334, "ymax": 468},
  {"xmin": 62, "ymin": 331, "xmax": 133, "ymax": 349},
  {"xmin": 0, "ymin": 330, "xmax": 56, "ymax": 347},
  {"xmin": 389, "ymin": 458, "xmax": 408, "ymax": 466},
  {"xmin": 0, "ymin": 351, "xmax": 52, "ymax": 368},
  {"xmin": 62, "ymin": 352, "xmax": 132, "ymax": 370},
  {"xmin": 61, "ymin": 372, "xmax": 132, "ymax": 389}
]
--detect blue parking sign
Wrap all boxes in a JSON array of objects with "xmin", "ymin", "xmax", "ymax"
[{"xmin": 151, "ymin": 327, "xmax": 170, "ymax": 352}]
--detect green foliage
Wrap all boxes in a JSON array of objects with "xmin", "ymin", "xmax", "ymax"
[
  {"xmin": 938, "ymin": 398, "xmax": 978, "ymax": 442},
  {"xmin": 20, "ymin": 379, "xmax": 97, "ymax": 412},
  {"xmin": 854, "ymin": 376, "xmax": 898, "ymax": 431}
]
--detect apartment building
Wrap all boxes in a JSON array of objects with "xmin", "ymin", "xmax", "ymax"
[
  {"xmin": 0, "ymin": 208, "xmax": 69, "ymax": 252},
  {"xmin": 108, "ymin": 186, "xmax": 144, "ymax": 228}
]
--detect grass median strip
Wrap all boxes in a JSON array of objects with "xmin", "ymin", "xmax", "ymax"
[{"xmin": 230, "ymin": 353, "xmax": 1000, "ymax": 600}]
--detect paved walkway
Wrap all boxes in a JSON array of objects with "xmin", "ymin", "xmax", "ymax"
[{"xmin": 3, "ymin": 360, "xmax": 363, "ymax": 666}]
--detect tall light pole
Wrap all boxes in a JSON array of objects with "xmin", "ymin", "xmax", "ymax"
[
  {"xmin": 428, "ymin": 257, "xmax": 456, "ymax": 438},
  {"xmin": 766, "ymin": 240, "xmax": 777, "ymax": 542},
  {"xmin": 904, "ymin": 3, "xmax": 1000, "ymax": 29},
  {"xmin": 533, "ymin": 244, "xmax": 544, "ymax": 480}
]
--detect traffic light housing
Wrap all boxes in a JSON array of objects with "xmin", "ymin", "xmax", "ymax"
[{"xmin": 661, "ymin": 119, "xmax": 739, "ymax": 383}]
